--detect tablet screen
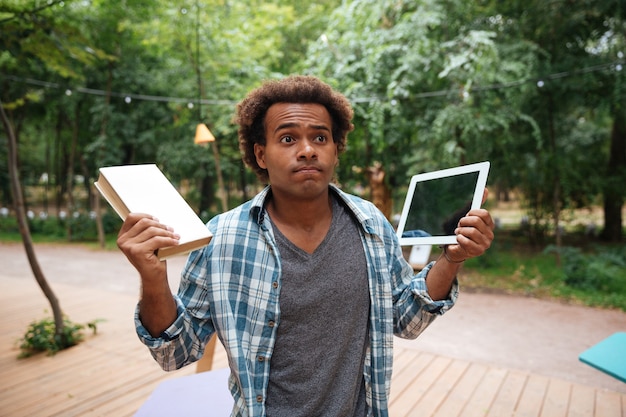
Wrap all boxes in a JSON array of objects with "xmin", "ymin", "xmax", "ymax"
[{"xmin": 396, "ymin": 161, "xmax": 490, "ymax": 246}]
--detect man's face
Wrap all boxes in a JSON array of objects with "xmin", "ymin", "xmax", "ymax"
[{"xmin": 254, "ymin": 102, "xmax": 338, "ymax": 200}]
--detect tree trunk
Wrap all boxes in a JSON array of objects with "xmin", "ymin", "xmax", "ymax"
[
  {"xmin": 94, "ymin": 62, "xmax": 114, "ymax": 248},
  {"xmin": 546, "ymin": 92, "xmax": 562, "ymax": 264},
  {"xmin": 65, "ymin": 108, "xmax": 79, "ymax": 241},
  {"xmin": 211, "ymin": 140, "xmax": 228, "ymax": 212},
  {"xmin": 601, "ymin": 109, "xmax": 626, "ymax": 242},
  {"xmin": 54, "ymin": 115, "xmax": 65, "ymax": 215},
  {"xmin": 365, "ymin": 162, "xmax": 393, "ymax": 221},
  {"xmin": 199, "ymin": 170, "xmax": 215, "ymax": 214},
  {"xmin": 93, "ymin": 181, "xmax": 106, "ymax": 247},
  {"xmin": 0, "ymin": 99, "xmax": 66, "ymax": 343}
]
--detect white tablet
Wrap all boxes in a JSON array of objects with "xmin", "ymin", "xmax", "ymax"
[{"xmin": 396, "ymin": 161, "xmax": 490, "ymax": 246}]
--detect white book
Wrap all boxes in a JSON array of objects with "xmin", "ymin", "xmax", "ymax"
[{"xmin": 94, "ymin": 164, "xmax": 212, "ymax": 260}]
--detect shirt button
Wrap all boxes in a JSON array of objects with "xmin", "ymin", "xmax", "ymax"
[
  {"xmin": 272, "ymin": 282, "xmax": 278, "ymax": 289},
  {"xmin": 268, "ymin": 321, "xmax": 275, "ymax": 327},
  {"xmin": 258, "ymin": 355, "xmax": 265, "ymax": 362},
  {"xmin": 256, "ymin": 395, "xmax": 263, "ymax": 403}
]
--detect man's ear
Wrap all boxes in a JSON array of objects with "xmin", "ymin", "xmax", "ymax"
[{"xmin": 254, "ymin": 143, "xmax": 267, "ymax": 169}]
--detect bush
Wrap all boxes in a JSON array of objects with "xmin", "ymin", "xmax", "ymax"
[
  {"xmin": 102, "ymin": 211, "xmax": 123, "ymax": 234},
  {"xmin": 66, "ymin": 212, "xmax": 98, "ymax": 241},
  {"xmin": 18, "ymin": 315, "xmax": 102, "ymax": 358},
  {"xmin": 0, "ymin": 210, "xmax": 122, "ymax": 242},
  {"xmin": 546, "ymin": 245, "xmax": 626, "ymax": 293},
  {"xmin": 0, "ymin": 214, "xmax": 19, "ymax": 234},
  {"xmin": 29, "ymin": 216, "xmax": 66, "ymax": 238}
]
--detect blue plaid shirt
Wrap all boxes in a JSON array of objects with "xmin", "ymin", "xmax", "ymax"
[{"xmin": 136, "ymin": 184, "xmax": 458, "ymax": 417}]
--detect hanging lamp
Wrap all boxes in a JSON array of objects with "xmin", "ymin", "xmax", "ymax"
[{"xmin": 194, "ymin": 123, "xmax": 216, "ymax": 144}]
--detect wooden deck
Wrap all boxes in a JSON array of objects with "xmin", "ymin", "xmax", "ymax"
[{"xmin": 1, "ymin": 274, "xmax": 625, "ymax": 416}]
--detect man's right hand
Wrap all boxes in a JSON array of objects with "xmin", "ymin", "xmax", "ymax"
[
  {"xmin": 116, "ymin": 213, "xmax": 180, "ymax": 279},
  {"xmin": 117, "ymin": 213, "xmax": 181, "ymax": 337}
]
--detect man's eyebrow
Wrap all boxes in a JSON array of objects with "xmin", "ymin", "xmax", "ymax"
[
  {"xmin": 311, "ymin": 124, "xmax": 332, "ymax": 132},
  {"xmin": 274, "ymin": 122, "xmax": 331, "ymax": 134},
  {"xmin": 274, "ymin": 122, "xmax": 298, "ymax": 133}
]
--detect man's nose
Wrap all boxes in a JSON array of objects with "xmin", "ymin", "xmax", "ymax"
[{"xmin": 297, "ymin": 140, "xmax": 317, "ymax": 159}]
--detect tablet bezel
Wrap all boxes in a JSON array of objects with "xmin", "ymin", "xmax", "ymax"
[{"xmin": 396, "ymin": 161, "xmax": 490, "ymax": 246}]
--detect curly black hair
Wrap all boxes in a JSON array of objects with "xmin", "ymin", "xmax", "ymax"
[{"xmin": 235, "ymin": 75, "xmax": 354, "ymax": 183}]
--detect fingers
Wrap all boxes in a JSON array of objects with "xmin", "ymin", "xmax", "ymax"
[
  {"xmin": 481, "ymin": 187, "xmax": 489, "ymax": 205},
  {"xmin": 448, "ymin": 208, "xmax": 495, "ymax": 259},
  {"xmin": 117, "ymin": 213, "xmax": 180, "ymax": 268},
  {"xmin": 119, "ymin": 214, "xmax": 178, "ymax": 242}
]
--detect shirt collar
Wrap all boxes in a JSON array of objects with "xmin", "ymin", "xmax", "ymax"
[{"xmin": 249, "ymin": 184, "xmax": 374, "ymax": 231}]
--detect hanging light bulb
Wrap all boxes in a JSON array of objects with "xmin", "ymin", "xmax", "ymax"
[{"xmin": 194, "ymin": 123, "xmax": 216, "ymax": 144}]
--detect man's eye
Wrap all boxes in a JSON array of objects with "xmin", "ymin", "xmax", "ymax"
[
  {"xmin": 315, "ymin": 135, "xmax": 327, "ymax": 143},
  {"xmin": 280, "ymin": 136, "xmax": 294, "ymax": 143}
]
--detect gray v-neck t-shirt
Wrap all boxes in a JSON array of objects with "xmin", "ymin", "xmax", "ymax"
[{"xmin": 265, "ymin": 195, "xmax": 370, "ymax": 417}]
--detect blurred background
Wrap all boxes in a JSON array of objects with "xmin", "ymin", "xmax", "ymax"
[{"xmin": 1, "ymin": 0, "xmax": 625, "ymax": 309}]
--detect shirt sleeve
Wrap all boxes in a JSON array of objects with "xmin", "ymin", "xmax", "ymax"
[
  {"xmin": 135, "ymin": 295, "xmax": 186, "ymax": 345},
  {"xmin": 134, "ymin": 247, "xmax": 216, "ymax": 371},
  {"xmin": 411, "ymin": 261, "xmax": 459, "ymax": 313},
  {"xmin": 392, "ymin": 257, "xmax": 459, "ymax": 339},
  {"xmin": 134, "ymin": 295, "xmax": 205, "ymax": 371}
]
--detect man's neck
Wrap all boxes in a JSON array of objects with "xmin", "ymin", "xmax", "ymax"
[
  {"xmin": 266, "ymin": 187, "xmax": 333, "ymax": 253},
  {"xmin": 267, "ymin": 187, "xmax": 333, "ymax": 231}
]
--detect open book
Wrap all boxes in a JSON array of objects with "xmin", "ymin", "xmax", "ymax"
[{"xmin": 94, "ymin": 164, "xmax": 213, "ymax": 260}]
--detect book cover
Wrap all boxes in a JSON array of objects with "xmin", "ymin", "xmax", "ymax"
[{"xmin": 94, "ymin": 164, "xmax": 212, "ymax": 260}]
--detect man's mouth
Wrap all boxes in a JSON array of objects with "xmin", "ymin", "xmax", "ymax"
[{"xmin": 295, "ymin": 165, "xmax": 321, "ymax": 173}]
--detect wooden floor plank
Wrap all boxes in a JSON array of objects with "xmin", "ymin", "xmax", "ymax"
[
  {"xmin": 15, "ymin": 356, "xmax": 165, "ymax": 416},
  {"xmin": 486, "ymin": 369, "xmax": 528, "ymax": 417},
  {"xmin": 388, "ymin": 354, "xmax": 447, "ymax": 416},
  {"xmin": 389, "ymin": 351, "xmax": 435, "ymax": 411},
  {"xmin": 515, "ymin": 374, "xmax": 550, "ymax": 417},
  {"xmin": 407, "ymin": 358, "xmax": 470, "ymax": 417},
  {"xmin": 431, "ymin": 363, "xmax": 490, "ymax": 417},
  {"xmin": 540, "ymin": 378, "xmax": 572, "ymax": 417},
  {"xmin": 595, "ymin": 390, "xmax": 624, "ymax": 417},
  {"xmin": 458, "ymin": 367, "xmax": 508, "ymax": 417},
  {"xmin": 567, "ymin": 384, "xmax": 596, "ymax": 417}
]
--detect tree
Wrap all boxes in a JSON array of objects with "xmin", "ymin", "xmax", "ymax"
[
  {"xmin": 496, "ymin": 0, "xmax": 625, "ymax": 243},
  {"xmin": 0, "ymin": 0, "xmax": 112, "ymax": 348},
  {"xmin": 307, "ymin": 0, "xmax": 625, "ymax": 246},
  {"xmin": 3, "ymin": 0, "xmax": 623, "ymax": 250},
  {"xmin": 305, "ymin": 0, "xmax": 538, "ymax": 211},
  {"xmin": 1, "ymin": 98, "xmax": 68, "ymax": 346}
]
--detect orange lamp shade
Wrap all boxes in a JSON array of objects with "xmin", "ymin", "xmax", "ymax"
[{"xmin": 194, "ymin": 123, "xmax": 216, "ymax": 144}]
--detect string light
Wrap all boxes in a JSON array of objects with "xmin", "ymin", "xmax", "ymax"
[{"xmin": 2, "ymin": 59, "xmax": 623, "ymax": 105}]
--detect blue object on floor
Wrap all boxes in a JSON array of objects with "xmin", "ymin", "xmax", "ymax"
[{"xmin": 579, "ymin": 332, "xmax": 626, "ymax": 383}]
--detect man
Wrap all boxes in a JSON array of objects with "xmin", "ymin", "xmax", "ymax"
[{"xmin": 117, "ymin": 75, "xmax": 495, "ymax": 417}]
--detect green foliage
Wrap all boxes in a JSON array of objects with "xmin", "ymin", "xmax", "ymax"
[
  {"xmin": 1, "ymin": 0, "xmax": 625, "ymax": 242},
  {"xmin": 0, "ymin": 211, "xmax": 121, "ymax": 242},
  {"xmin": 462, "ymin": 231, "xmax": 626, "ymax": 311},
  {"xmin": 546, "ymin": 245, "xmax": 626, "ymax": 294},
  {"xmin": 18, "ymin": 314, "xmax": 103, "ymax": 358},
  {"xmin": 0, "ymin": 214, "xmax": 18, "ymax": 234}
]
